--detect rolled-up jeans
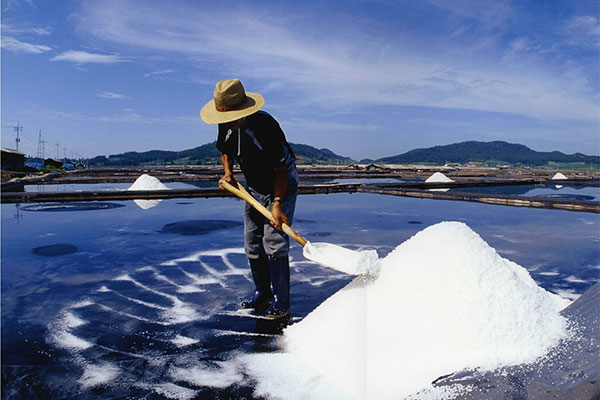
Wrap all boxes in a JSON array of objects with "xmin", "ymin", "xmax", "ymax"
[{"xmin": 244, "ymin": 179, "xmax": 298, "ymax": 259}]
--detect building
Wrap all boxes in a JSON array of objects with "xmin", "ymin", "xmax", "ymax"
[
  {"xmin": 44, "ymin": 158, "xmax": 63, "ymax": 169},
  {"xmin": 1, "ymin": 148, "xmax": 25, "ymax": 170}
]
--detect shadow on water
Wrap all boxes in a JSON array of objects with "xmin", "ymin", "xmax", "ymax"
[
  {"xmin": 20, "ymin": 203, "xmax": 125, "ymax": 212},
  {"xmin": 160, "ymin": 220, "xmax": 243, "ymax": 235},
  {"xmin": 534, "ymin": 193, "xmax": 595, "ymax": 201},
  {"xmin": 308, "ymin": 231, "xmax": 333, "ymax": 237},
  {"xmin": 31, "ymin": 244, "xmax": 78, "ymax": 257}
]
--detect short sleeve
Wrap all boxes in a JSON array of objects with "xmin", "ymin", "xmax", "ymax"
[{"xmin": 216, "ymin": 124, "xmax": 235, "ymax": 157}]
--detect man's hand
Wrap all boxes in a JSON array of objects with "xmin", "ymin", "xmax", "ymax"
[
  {"xmin": 218, "ymin": 173, "xmax": 236, "ymax": 191},
  {"xmin": 271, "ymin": 201, "xmax": 289, "ymax": 231}
]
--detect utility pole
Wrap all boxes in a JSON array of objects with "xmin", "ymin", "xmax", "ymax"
[
  {"xmin": 37, "ymin": 130, "xmax": 47, "ymax": 160},
  {"xmin": 36, "ymin": 131, "xmax": 43, "ymax": 159},
  {"xmin": 56, "ymin": 142, "xmax": 60, "ymax": 158},
  {"xmin": 13, "ymin": 123, "xmax": 22, "ymax": 152}
]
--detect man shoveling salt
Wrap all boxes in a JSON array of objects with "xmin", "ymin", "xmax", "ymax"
[{"xmin": 221, "ymin": 180, "xmax": 382, "ymax": 277}]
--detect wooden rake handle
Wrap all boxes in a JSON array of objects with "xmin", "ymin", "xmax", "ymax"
[{"xmin": 220, "ymin": 180, "xmax": 308, "ymax": 247}]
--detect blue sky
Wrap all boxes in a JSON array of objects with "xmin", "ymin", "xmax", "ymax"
[{"xmin": 2, "ymin": 0, "xmax": 599, "ymax": 160}]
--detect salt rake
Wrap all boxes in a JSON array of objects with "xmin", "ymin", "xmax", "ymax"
[{"xmin": 220, "ymin": 180, "xmax": 380, "ymax": 276}]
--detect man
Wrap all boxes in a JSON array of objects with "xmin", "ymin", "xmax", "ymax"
[{"xmin": 200, "ymin": 79, "xmax": 298, "ymax": 319}]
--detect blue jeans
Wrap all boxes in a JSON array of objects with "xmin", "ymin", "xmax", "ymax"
[{"xmin": 244, "ymin": 179, "xmax": 298, "ymax": 259}]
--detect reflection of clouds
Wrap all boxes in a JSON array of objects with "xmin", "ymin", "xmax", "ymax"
[
  {"xmin": 565, "ymin": 275, "xmax": 587, "ymax": 284},
  {"xmin": 553, "ymin": 288, "xmax": 579, "ymax": 301}
]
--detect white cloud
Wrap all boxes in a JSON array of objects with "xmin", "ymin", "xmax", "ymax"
[
  {"xmin": 98, "ymin": 91, "xmax": 130, "ymax": 100},
  {"xmin": 1, "ymin": 22, "xmax": 53, "ymax": 36},
  {"xmin": 31, "ymin": 27, "xmax": 53, "ymax": 36},
  {"xmin": 50, "ymin": 50, "xmax": 129, "ymax": 64},
  {"xmin": 423, "ymin": 0, "xmax": 514, "ymax": 26},
  {"xmin": 71, "ymin": 1, "xmax": 599, "ymax": 123},
  {"xmin": 562, "ymin": 15, "xmax": 600, "ymax": 49},
  {"xmin": 144, "ymin": 69, "xmax": 174, "ymax": 78},
  {"xmin": 3, "ymin": 0, "xmax": 33, "ymax": 11},
  {"xmin": 1, "ymin": 36, "xmax": 51, "ymax": 53}
]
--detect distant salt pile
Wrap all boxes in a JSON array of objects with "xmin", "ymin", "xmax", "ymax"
[
  {"xmin": 425, "ymin": 172, "xmax": 454, "ymax": 192},
  {"xmin": 128, "ymin": 174, "xmax": 169, "ymax": 191},
  {"xmin": 243, "ymin": 222, "xmax": 570, "ymax": 400},
  {"xmin": 127, "ymin": 174, "xmax": 169, "ymax": 209},
  {"xmin": 552, "ymin": 172, "xmax": 568, "ymax": 180},
  {"xmin": 425, "ymin": 172, "xmax": 454, "ymax": 183}
]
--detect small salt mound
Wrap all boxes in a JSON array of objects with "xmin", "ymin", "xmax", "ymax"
[
  {"xmin": 127, "ymin": 174, "xmax": 170, "ymax": 191},
  {"xmin": 170, "ymin": 334, "xmax": 199, "ymax": 347},
  {"xmin": 552, "ymin": 172, "xmax": 568, "ymax": 180},
  {"xmin": 244, "ymin": 221, "xmax": 570, "ymax": 400},
  {"xmin": 127, "ymin": 174, "xmax": 169, "ymax": 209},
  {"xmin": 78, "ymin": 362, "xmax": 120, "ymax": 388},
  {"xmin": 425, "ymin": 172, "xmax": 454, "ymax": 183}
]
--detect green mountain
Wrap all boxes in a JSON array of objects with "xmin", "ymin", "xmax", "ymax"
[
  {"xmin": 87, "ymin": 142, "xmax": 352, "ymax": 167},
  {"xmin": 86, "ymin": 140, "xmax": 599, "ymax": 169},
  {"xmin": 376, "ymin": 141, "xmax": 600, "ymax": 168}
]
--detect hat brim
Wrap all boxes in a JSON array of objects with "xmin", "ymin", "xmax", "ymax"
[{"xmin": 200, "ymin": 92, "xmax": 265, "ymax": 124}]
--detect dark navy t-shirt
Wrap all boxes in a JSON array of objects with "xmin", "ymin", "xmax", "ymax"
[{"xmin": 216, "ymin": 111, "xmax": 296, "ymax": 194}]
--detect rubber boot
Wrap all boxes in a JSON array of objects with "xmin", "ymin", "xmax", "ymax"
[
  {"xmin": 266, "ymin": 256, "xmax": 290, "ymax": 318},
  {"xmin": 241, "ymin": 254, "xmax": 273, "ymax": 311}
]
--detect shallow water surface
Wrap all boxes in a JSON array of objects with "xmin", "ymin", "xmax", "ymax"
[{"xmin": 2, "ymin": 193, "xmax": 598, "ymax": 398}]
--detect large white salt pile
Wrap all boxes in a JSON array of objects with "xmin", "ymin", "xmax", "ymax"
[
  {"xmin": 127, "ymin": 174, "xmax": 169, "ymax": 209},
  {"xmin": 243, "ymin": 221, "xmax": 570, "ymax": 400}
]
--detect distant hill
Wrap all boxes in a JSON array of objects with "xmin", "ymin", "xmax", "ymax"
[
  {"xmin": 87, "ymin": 142, "xmax": 352, "ymax": 167},
  {"xmin": 290, "ymin": 143, "xmax": 353, "ymax": 165},
  {"xmin": 86, "ymin": 140, "xmax": 599, "ymax": 169},
  {"xmin": 376, "ymin": 141, "xmax": 600, "ymax": 168}
]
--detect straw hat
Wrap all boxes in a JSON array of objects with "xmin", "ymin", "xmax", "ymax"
[{"xmin": 200, "ymin": 79, "xmax": 265, "ymax": 124}]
